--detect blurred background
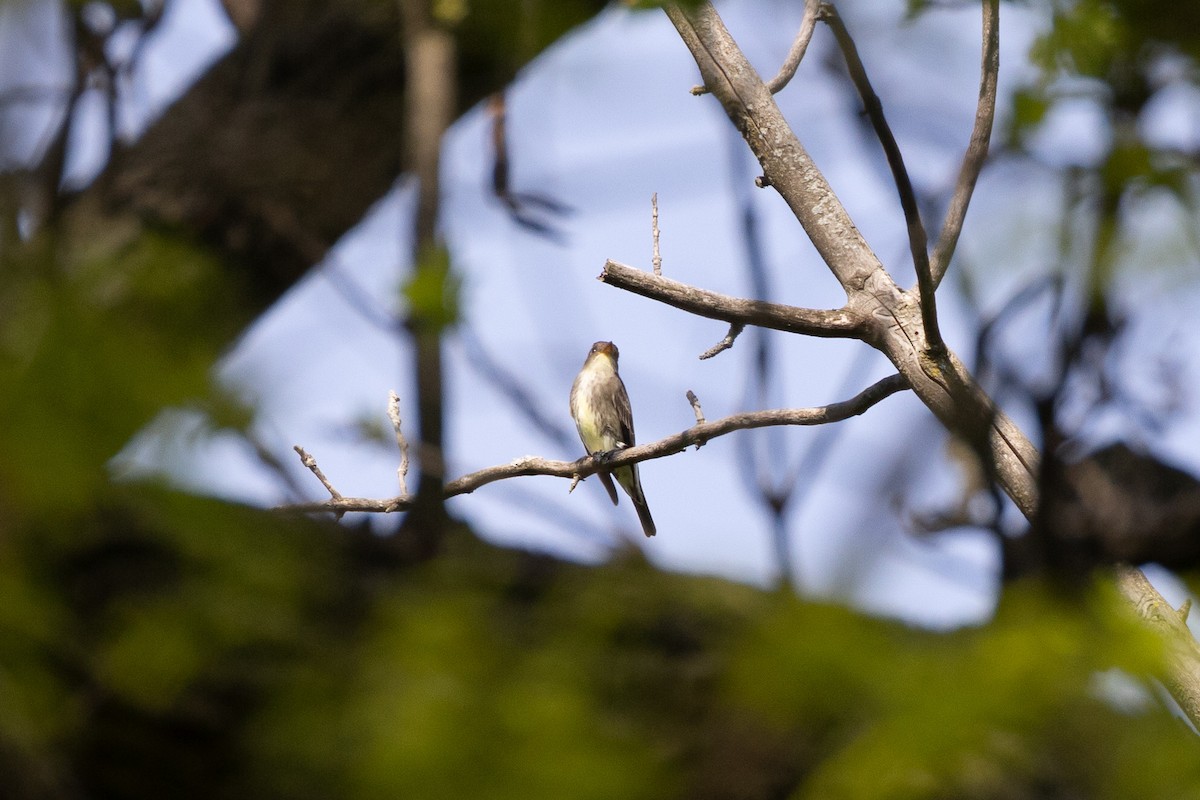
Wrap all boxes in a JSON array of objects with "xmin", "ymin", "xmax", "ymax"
[{"xmin": 4, "ymin": 0, "xmax": 1200, "ymax": 796}]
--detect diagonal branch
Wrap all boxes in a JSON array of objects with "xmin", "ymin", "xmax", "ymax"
[
  {"xmin": 601, "ymin": 260, "xmax": 867, "ymax": 339},
  {"xmin": 1114, "ymin": 565, "xmax": 1200, "ymax": 731},
  {"xmin": 819, "ymin": 3, "xmax": 944, "ymax": 358},
  {"xmin": 931, "ymin": 0, "xmax": 1000, "ymax": 287},
  {"xmin": 278, "ymin": 374, "xmax": 910, "ymax": 515},
  {"xmin": 664, "ymin": 5, "xmax": 884, "ymax": 294}
]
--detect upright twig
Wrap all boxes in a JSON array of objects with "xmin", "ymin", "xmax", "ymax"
[
  {"xmin": 686, "ymin": 390, "xmax": 707, "ymax": 450},
  {"xmin": 293, "ymin": 445, "xmax": 347, "ymax": 521},
  {"xmin": 766, "ymin": 0, "xmax": 821, "ymax": 93},
  {"xmin": 819, "ymin": 3, "xmax": 944, "ymax": 359},
  {"xmin": 686, "ymin": 390, "xmax": 706, "ymax": 426},
  {"xmin": 387, "ymin": 391, "xmax": 411, "ymax": 496},
  {"xmin": 293, "ymin": 446, "xmax": 343, "ymax": 501},
  {"xmin": 651, "ymin": 192, "xmax": 663, "ymax": 276},
  {"xmin": 931, "ymin": 0, "xmax": 1000, "ymax": 286}
]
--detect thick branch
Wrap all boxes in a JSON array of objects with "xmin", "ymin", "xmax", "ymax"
[
  {"xmin": 931, "ymin": 0, "xmax": 999, "ymax": 287},
  {"xmin": 601, "ymin": 260, "xmax": 866, "ymax": 339},
  {"xmin": 279, "ymin": 374, "xmax": 909, "ymax": 514},
  {"xmin": 1114, "ymin": 565, "xmax": 1200, "ymax": 731},
  {"xmin": 665, "ymin": 5, "xmax": 884, "ymax": 292}
]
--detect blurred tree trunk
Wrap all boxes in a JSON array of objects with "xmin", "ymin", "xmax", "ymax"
[{"xmin": 59, "ymin": 0, "xmax": 605, "ymax": 318}]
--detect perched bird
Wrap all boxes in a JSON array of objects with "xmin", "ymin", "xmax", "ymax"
[{"xmin": 569, "ymin": 341, "xmax": 656, "ymax": 537}]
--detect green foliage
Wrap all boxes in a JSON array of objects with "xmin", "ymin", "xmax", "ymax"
[
  {"xmin": 726, "ymin": 585, "xmax": 1199, "ymax": 800},
  {"xmin": 0, "ymin": 224, "xmax": 241, "ymax": 519},
  {"xmin": 455, "ymin": 0, "xmax": 609, "ymax": 81},
  {"xmin": 1001, "ymin": 0, "xmax": 1200, "ymax": 295},
  {"xmin": 1029, "ymin": 1, "xmax": 1127, "ymax": 80},
  {"xmin": 402, "ymin": 243, "xmax": 461, "ymax": 332}
]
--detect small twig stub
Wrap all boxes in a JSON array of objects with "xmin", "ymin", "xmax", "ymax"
[
  {"xmin": 651, "ymin": 193, "xmax": 663, "ymax": 276},
  {"xmin": 700, "ymin": 322, "xmax": 745, "ymax": 360},
  {"xmin": 388, "ymin": 390, "xmax": 411, "ymax": 495}
]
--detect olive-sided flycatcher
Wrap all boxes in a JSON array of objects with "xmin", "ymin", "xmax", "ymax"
[{"xmin": 569, "ymin": 341, "xmax": 656, "ymax": 537}]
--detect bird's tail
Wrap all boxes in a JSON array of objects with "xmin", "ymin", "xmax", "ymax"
[
  {"xmin": 633, "ymin": 495, "xmax": 656, "ymax": 537},
  {"xmin": 617, "ymin": 464, "xmax": 656, "ymax": 537},
  {"xmin": 598, "ymin": 471, "xmax": 620, "ymax": 506}
]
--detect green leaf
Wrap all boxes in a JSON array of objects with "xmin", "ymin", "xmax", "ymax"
[{"xmin": 402, "ymin": 244, "xmax": 461, "ymax": 332}]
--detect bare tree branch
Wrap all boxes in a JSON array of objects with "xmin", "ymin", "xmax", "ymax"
[
  {"xmin": 766, "ymin": 0, "xmax": 821, "ymax": 93},
  {"xmin": 686, "ymin": 389, "xmax": 709, "ymax": 450},
  {"xmin": 699, "ymin": 322, "xmax": 745, "ymax": 359},
  {"xmin": 387, "ymin": 391, "xmax": 411, "ymax": 495},
  {"xmin": 293, "ymin": 445, "xmax": 343, "ymax": 501},
  {"xmin": 666, "ymin": 6, "xmax": 882, "ymax": 294},
  {"xmin": 692, "ymin": 0, "xmax": 819, "ymax": 96},
  {"xmin": 1114, "ymin": 565, "xmax": 1200, "ymax": 731},
  {"xmin": 931, "ymin": 0, "xmax": 999, "ymax": 287},
  {"xmin": 601, "ymin": 260, "xmax": 866, "ymax": 338},
  {"xmin": 819, "ymin": 3, "xmax": 944, "ymax": 358},
  {"xmin": 279, "ymin": 374, "xmax": 910, "ymax": 515},
  {"xmin": 686, "ymin": 390, "xmax": 706, "ymax": 426},
  {"xmin": 651, "ymin": 192, "xmax": 663, "ymax": 275},
  {"xmin": 663, "ymin": 2, "xmax": 1040, "ymax": 520}
]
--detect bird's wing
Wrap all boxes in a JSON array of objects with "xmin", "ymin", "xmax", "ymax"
[{"xmin": 614, "ymin": 374, "xmax": 636, "ymax": 447}]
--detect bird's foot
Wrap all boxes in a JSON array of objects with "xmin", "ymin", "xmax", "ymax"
[{"xmin": 594, "ymin": 446, "xmax": 627, "ymax": 464}]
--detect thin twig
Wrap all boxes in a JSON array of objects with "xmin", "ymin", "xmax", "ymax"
[
  {"xmin": 819, "ymin": 2, "xmax": 945, "ymax": 358},
  {"xmin": 277, "ymin": 374, "xmax": 910, "ymax": 514},
  {"xmin": 686, "ymin": 390, "xmax": 707, "ymax": 450},
  {"xmin": 651, "ymin": 193, "xmax": 663, "ymax": 275},
  {"xmin": 931, "ymin": 0, "xmax": 999, "ymax": 287},
  {"xmin": 691, "ymin": 0, "xmax": 820, "ymax": 96},
  {"xmin": 766, "ymin": 0, "xmax": 821, "ymax": 93},
  {"xmin": 387, "ymin": 391, "xmax": 410, "ymax": 495},
  {"xmin": 293, "ymin": 446, "xmax": 343, "ymax": 500},
  {"xmin": 601, "ymin": 260, "xmax": 866, "ymax": 339},
  {"xmin": 700, "ymin": 322, "xmax": 745, "ymax": 359},
  {"xmin": 687, "ymin": 390, "xmax": 706, "ymax": 425}
]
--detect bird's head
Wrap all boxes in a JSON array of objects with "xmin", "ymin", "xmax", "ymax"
[{"xmin": 587, "ymin": 341, "xmax": 619, "ymax": 367}]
